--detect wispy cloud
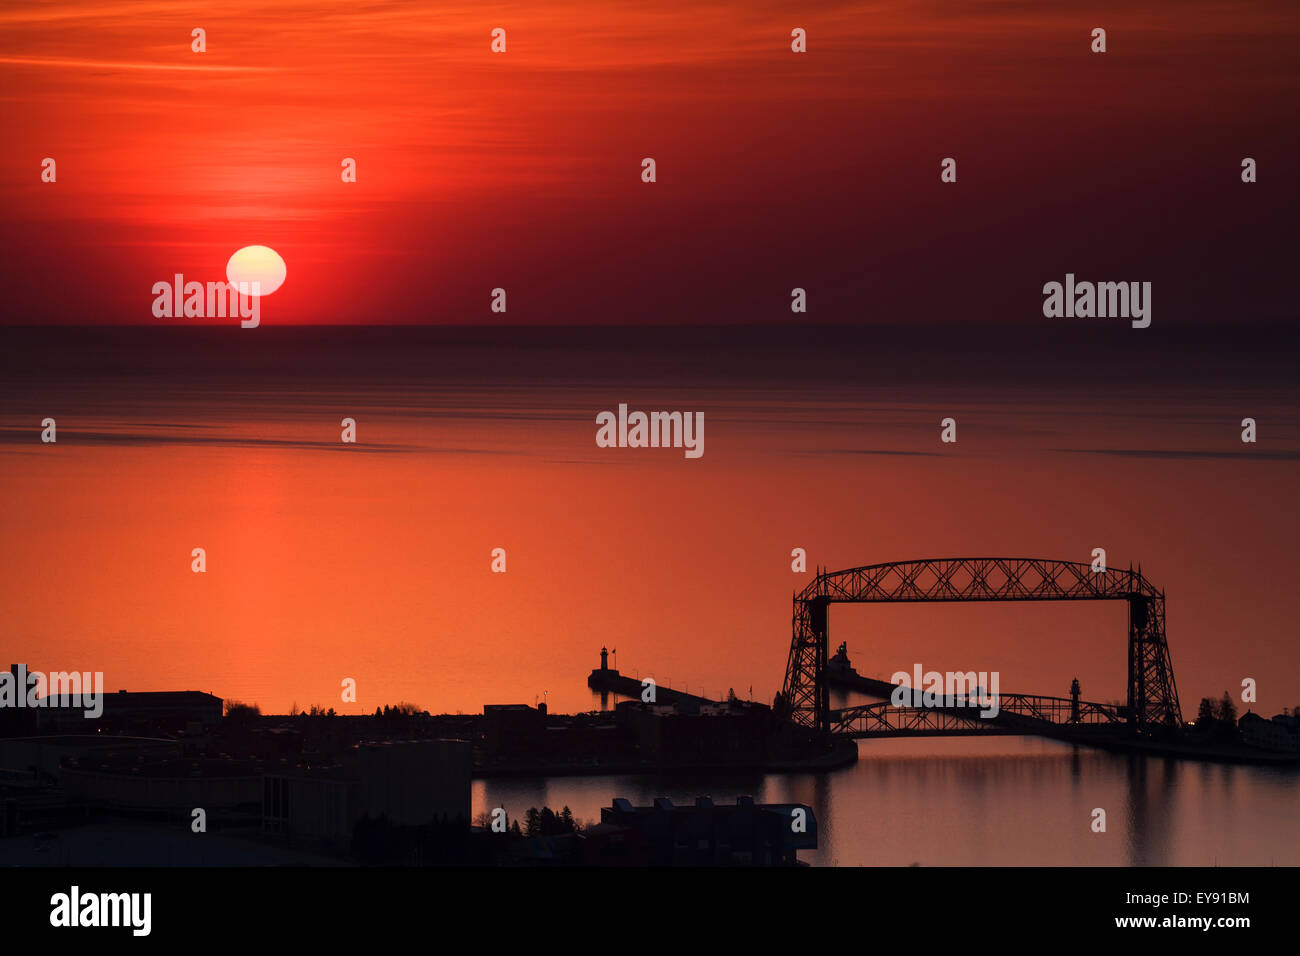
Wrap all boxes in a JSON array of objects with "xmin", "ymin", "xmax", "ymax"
[
  {"xmin": 0, "ymin": 55, "xmax": 276, "ymax": 72},
  {"xmin": 1056, "ymin": 448, "xmax": 1300, "ymax": 462},
  {"xmin": 0, "ymin": 428, "xmax": 411, "ymax": 452}
]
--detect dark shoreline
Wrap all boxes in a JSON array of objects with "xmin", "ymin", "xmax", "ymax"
[{"xmin": 473, "ymin": 736, "xmax": 860, "ymax": 779}]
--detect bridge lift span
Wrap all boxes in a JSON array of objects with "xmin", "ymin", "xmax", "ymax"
[{"xmin": 779, "ymin": 558, "xmax": 1182, "ymax": 736}]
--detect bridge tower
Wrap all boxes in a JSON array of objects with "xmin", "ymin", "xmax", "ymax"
[{"xmin": 1126, "ymin": 590, "xmax": 1180, "ymax": 730}]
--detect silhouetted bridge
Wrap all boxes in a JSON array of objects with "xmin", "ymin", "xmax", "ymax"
[
  {"xmin": 832, "ymin": 692, "xmax": 1127, "ymax": 738},
  {"xmin": 778, "ymin": 558, "xmax": 1181, "ymax": 739}
]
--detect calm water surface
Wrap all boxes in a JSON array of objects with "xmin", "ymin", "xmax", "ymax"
[{"xmin": 474, "ymin": 733, "xmax": 1300, "ymax": 866}]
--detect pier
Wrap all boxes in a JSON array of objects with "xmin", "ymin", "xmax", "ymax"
[{"xmin": 586, "ymin": 647, "xmax": 717, "ymax": 711}]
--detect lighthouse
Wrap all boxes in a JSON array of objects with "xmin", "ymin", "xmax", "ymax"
[{"xmin": 588, "ymin": 646, "xmax": 621, "ymax": 693}]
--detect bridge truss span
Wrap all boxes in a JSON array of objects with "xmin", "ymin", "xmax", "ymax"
[
  {"xmin": 830, "ymin": 693, "xmax": 1128, "ymax": 738},
  {"xmin": 812, "ymin": 556, "xmax": 1160, "ymax": 604},
  {"xmin": 780, "ymin": 557, "xmax": 1181, "ymax": 736}
]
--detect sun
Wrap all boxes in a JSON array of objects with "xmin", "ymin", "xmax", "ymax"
[{"xmin": 226, "ymin": 245, "xmax": 286, "ymax": 297}]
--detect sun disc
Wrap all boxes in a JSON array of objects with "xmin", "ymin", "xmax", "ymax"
[{"xmin": 226, "ymin": 245, "xmax": 286, "ymax": 297}]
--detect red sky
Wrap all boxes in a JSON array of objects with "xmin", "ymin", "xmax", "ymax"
[{"xmin": 1, "ymin": 0, "xmax": 1297, "ymax": 325}]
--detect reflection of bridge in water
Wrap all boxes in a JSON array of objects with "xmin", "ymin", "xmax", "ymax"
[{"xmin": 777, "ymin": 558, "xmax": 1182, "ymax": 742}]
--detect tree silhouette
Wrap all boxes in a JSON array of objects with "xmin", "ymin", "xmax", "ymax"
[
  {"xmin": 224, "ymin": 700, "xmax": 260, "ymax": 725},
  {"xmin": 519, "ymin": 805, "xmax": 581, "ymax": 837},
  {"xmin": 1217, "ymin": 691, "xmax": 1237, "ymax": 725}
]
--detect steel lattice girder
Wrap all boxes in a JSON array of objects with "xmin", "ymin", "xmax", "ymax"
[
  {"xmin": 830, "ymin": 693, "xmax": 1128, "ymax": 737},
  {"xmin": 781, "ymin": 558, "xmax": 1181, "ymax": 735}
]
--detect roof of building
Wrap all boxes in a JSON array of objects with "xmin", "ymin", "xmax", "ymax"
[{"xmin": 103, "ymin": 691, "xmax": 223, "ymax": 705}]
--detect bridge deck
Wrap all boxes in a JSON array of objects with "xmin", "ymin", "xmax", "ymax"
[{"xmin": 831, "ymin": 693, "xmax": 1128, "ymax": 739}]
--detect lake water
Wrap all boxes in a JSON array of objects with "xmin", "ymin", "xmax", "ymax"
[{"xmin": 473, "ymin": 732, "xmax": 1300, "ymax": 866}]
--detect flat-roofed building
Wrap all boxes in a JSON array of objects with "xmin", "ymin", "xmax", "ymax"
[{"xmin": 98, "ymin": 690, "xmax": 224, "ymax": 734}]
